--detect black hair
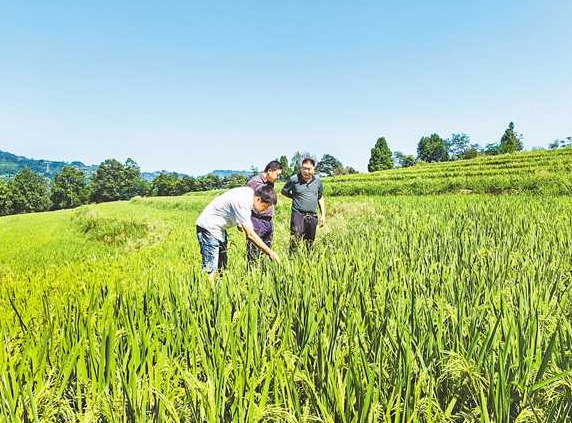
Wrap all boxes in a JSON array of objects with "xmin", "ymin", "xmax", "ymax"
[
  {"xmin": 301, "ymin": 157, "xmax": 316, "ymax": 167},
  {"xmin": 264, "ymin": 160, "xmax": 283, "ymax": 172},
  {"xmin": 254, "ymin": 185, "xmax": 277, "ymax": 205}
]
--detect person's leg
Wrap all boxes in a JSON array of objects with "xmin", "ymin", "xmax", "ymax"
[
  {"xmin": 196, "ymin": 229, "xmax": 220, "ymax": 280},
  {"xmin": 303, "ymin": 214, "xmax": 318, "ymax": 247},
  {"xmin": 289, "ymin": 210, "xmax": 304, "ymax": 254},
  {"xmin": 247, "ymin": 216, "xmax": 265, "ymax": 265},
  {"xmin": 218, "ymin": 231, "xmax": 228, "ymax": 272}
]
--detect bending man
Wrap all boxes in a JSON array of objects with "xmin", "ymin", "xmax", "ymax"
[{"xmin": 196, "ymin": 185, "xmax": 280, "ymax": 280}]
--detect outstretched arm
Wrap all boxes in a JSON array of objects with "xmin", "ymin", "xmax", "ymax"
[{"xmin": 242, "ymin": 225, "xmax": 280, "ymax": 262}]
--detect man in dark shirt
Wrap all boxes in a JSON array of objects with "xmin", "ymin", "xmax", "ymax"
[
  {"xmin": 281, "ymin": 157, "xmax": 326, "ymax": 254},
  {"xmin": 245, "ymin": 160, "xmax": 283, "ymax": 264}
]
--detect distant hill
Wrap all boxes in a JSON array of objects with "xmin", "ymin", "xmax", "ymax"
[
  {"xmin": 210, "ymin": 169, "xmax": 250, "ymax": 178},
  {"xmin": 0, "ymin": 149, "xmax": 247, "ymax": 181},
  {"xmin": 0, "ymin": 149, "xmax": 97, "ymax": 179}
]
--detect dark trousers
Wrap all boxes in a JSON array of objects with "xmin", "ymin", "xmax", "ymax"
[
  {"xmin": 247, "ymin": 216, "xmax": 273, "ymax": 264},
  {"xmin": 289, "ymin": 210, "xmax": 318, "ymax": 254}
]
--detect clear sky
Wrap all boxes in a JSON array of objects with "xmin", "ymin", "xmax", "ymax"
[{"xmin": 1, "ymin": 1, "xmax": 571, "ymax": 174}]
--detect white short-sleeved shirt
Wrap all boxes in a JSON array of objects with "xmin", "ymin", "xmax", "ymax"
[{"xmin": 196, "ymin": 187, "xmax": 254, "ymax": 241}]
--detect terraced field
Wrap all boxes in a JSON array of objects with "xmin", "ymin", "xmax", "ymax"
[{"xmin": 326, "ymin": 148, "xmax": 572, "ymax": 196}]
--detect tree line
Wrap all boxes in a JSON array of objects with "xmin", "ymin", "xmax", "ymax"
[
  {"xmin": 0, "ymin": 152, "xmax": 356, "ymax": 217},
  {"xmin": 368, "ymin": 122, "xmax": 535, "ymax": 171},
  {"xmin": 1, "ymin": 122, "xmax": 569, "ymax": 217}
]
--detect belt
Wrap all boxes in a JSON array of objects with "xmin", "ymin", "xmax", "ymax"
[{"xmin": 294, "ymin": 210, "xmax": 317, "ymax": 216}]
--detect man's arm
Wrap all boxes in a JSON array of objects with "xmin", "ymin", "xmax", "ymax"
[
  {"xmin": 242, "ymin": 225, "xmax": 280, "ymax": 262},
  {"xmin": 318, "ymin": 197, "xmax": 326, "ymax": 226},
  {"xmin": 281, "ymin": 179, "xmax": 293, "ymax": 199}
]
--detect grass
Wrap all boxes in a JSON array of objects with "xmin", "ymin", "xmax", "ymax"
[
  {"xmin": 1, "ymin": 193, "xmax": 572, "ymax": 421},
  {"xmin": 325, "ymin": 148, "xmax": 572, "ymax": 196}
]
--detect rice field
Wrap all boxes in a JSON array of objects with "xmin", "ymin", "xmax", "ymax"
[
  {"xmin": 325, "ymin": 148, "xmax": 572, "ymax": 196},
  {"xmin": 1, "ymin": 189, "xmax": 571, "ymax": 422}
]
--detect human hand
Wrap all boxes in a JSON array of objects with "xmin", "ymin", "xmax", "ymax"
[
  {"xmin": 268, "ymin": 250, "xmax": 280, "ymax": 263},
  {"xmin": 319, "ymin": 216, "xmax": 326, "ymax": 227}
]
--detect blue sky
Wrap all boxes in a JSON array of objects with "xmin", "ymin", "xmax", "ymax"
[{"xmin": 1, "ymin": 1, "xmax": 571, "ymax": 174}]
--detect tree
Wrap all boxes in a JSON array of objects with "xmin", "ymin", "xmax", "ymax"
[
  {"xmin": 91, "ymin": 159, "xmax": 125, "ymax": 202},
  {"xmin": 317, "ymin": 154, "xmax": 344, "ymax": 177},
  {"xmin": 484, "ymin": 142, "xmax": 501, "ymax": 156},
  {"xmin": 549, "ymin": 137, "xmax": 572, "ymax": 149},
  {"xmin": 368, "ymin": 137, "xmax": 393, "ymax": 172},
  {"xmin": 197, "ymin": 174, "xmax": 223, "ymax": 191},
  {"xmin": 461, "ymin": 144, "xmax": 482, "ymax": 160},
  {"xmin": 10, "ymin": 168, "xmax": 51, "ymax": 213},
  {"xmin": 393, "ymin": 151, "xmax": 416, "ymax": 168},
  {"xmin": 448, "ymin": 133, "xmax": 471, "ymax": 160},
  {"xmin": 249, "ymin": 166, "xmax": 259, "ymax": 178},
  {"xmin": 91, "ymin": 158, "xmax": 146, "ymax": 202},
  {"xmin": 121, "ymin": 158, "xmax": 147, "ymax": 198},
  {"xmin": 417, "ymin": 133, "xmax": 449, "ymax": 163},
  {"xmin": 290, "ymin": 152, "xmax": 316, "ymax": 175},
  {"xmin": 498, "ymin": 122, "xmax": 523, "ymax": 154},
  {"xmin": 278, "ymin": 155, "xmax": 292, "ymax": 180},
  {"xmin": 51, "ymin": 166, "xmax": 88, "ymax": 210},
  {"xmin": 223, "ymin": 174, "xmax": 248, "ymax": 188},
  {"xmin": 0, "ymin": 179, "xmax": 13, "ymax": 216},
  {"xmin": 177, "ymin": 176, "xmax": 199, "ymax": 194},
  {"xmin": 152, "ymin": 172, "xmax": 180, "ymax": 196}
]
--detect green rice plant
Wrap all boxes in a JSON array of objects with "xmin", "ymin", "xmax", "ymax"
[{"xmin": 1, "ymin": 194, "xmax": 572, "ymax": 421}]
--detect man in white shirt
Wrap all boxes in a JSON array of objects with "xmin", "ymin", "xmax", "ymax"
[{"xmin": 196, "ymin": 185, "xmax": 280, "ymax": 278}]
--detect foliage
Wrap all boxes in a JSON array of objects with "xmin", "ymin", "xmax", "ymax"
[
  {"xmin": 176, "ymin": 175, "xmax": 200, "ymax": 194},
  {"xmin": 9, "ymin": 168, "xmax": 51, "ymax": 214},
  {"xmin": 152, "ymin": 172, "xmax": 181, "ymax": 196},
  {"xmin": 51, "ymin": 166, "xmax": 89, "ymax": 210},
  {"xmin": 499, "ymin": 122, "xmax": 524, "ymax": 154},
  {"xmin": 1, "ymin": 194, "xmax": 572, "ymax": 421},
  {"xmin": 90, "ymin": 158, "xmax": 147, "ymax": 203},
  {"xmin": 549, "ymin": 136, "xmax": 572, "ymax": 150},
  {"xmin": 417, "ymin": 133, "xmax": 449, "ymax": 162},
  {"xmin": 368, "ymin": 137, "xmax": 393, "ymax": 171},
  {"xmin": 222, "ymin": 173, "xmax": 247, "ymax": 188},
  {"xmin": 278, "ymin": 155, "xmax": 292, "ymax": 180},
  {"xmin": 460, "ymin": 143, "xmax": 482, "ymax": 159},
  {"xmin": 317, "ymin": 154, "xmax": 344, "ymax": 177},
  {"xmin": 0, "ymin": 179, "xmax": 13, "ymax": 216},
  {"xmin": 290, "ymin": 151, "xmax": 317, "ymax": 175},
  {"xmin": 393, "ymin": 151, "xmax": 416, "ymax": 168}
]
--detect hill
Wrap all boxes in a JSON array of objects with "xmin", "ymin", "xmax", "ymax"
[
  {"xmin": 0, "ymin": 149, "xmax": 97, "ymax": 179},
  {"xmin": 0, "ymin": 149, "xmax": 247, "ymax": 181},
  {"xmin": 326, "ymin": 148, "xmax": 572, "ymax": 196}
]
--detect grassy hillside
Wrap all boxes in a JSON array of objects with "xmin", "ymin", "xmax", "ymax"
[
  {"xmin": 0, "ymin": 149, "xmax": 97, "ymax": 179},
  {"xmin": 1, "ymin": 192, "xmax": 572, "ymax": 421},
  {"xmin": 326, "ymin": 148, "xmax": 572, "ymax": 196}
]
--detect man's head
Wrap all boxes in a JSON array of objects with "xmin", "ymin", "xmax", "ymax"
[
  {"xmin": 253, "ymin": 185, "xmax": 277, "ymax": 213},
  {"xmin": 300, "ymin": 158, "xmax": 316, "ymax": 182},
  {"xmin": 263, "ymin": 160, "xmax": 283, "ymax": 183}
]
